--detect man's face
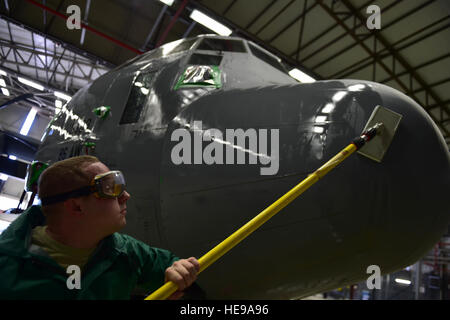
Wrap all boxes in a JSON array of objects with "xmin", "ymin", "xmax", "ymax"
[{"xmin": 77, "ymin": 162, "xmax": 130, "ymax": 236}]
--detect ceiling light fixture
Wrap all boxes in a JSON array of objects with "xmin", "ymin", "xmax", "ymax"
[
  {"xmin": 395, "ymin": 278, "xmax": 411, "ymax": 285},
  {"xmin": 20, "ymin": 108, "xmax": 38, "ymax": 136},
  {"xmin": 190, "ymin": 9, "xmax": 232, "ymax": 36},
  {"xmin": 158, "ymin": 0, "xmax": 174, "ymax": 6},
  {"xmin": 288, "ymin": 68, "xmax": 316, "ymax": 83},
  {"xmin": 54, "ymin": 91, "xmax": 72, "ymax": 101},
  {"xmin": 18, "ymin": 77, "xmax": 44, "ymax": 91}
]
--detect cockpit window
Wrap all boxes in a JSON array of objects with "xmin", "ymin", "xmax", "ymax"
[
  {"xmin": 248, "ymin": 43, "xmax": 287, "ymax": 73},
  {"xmin": 197, "ymin": 38, "xmax": 246, "ymax": 52},
  {"xmin": 167, "ymin": 38, "xmax": 198, "ymax": 55},
  {"xmin": 120, "ymin": 72, "xmax": 155, "ymax": 124},
  {"xmin": 188, "ymin": 54, "xmax": 223, "ymax": 66}
]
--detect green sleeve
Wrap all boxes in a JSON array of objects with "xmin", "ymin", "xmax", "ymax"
[{"xmin": 121, "ymin": 235, "xmax": 179, "ymax": 293}]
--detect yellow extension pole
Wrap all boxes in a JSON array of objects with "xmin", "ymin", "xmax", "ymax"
[{"xmin": 145, "ymin": 143, "xmax": 358, "ymax": 300}]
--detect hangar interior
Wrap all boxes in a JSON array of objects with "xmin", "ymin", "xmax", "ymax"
[{"xmin": 0, "ymin": 0, "xmax": 449, "ymax": 299}]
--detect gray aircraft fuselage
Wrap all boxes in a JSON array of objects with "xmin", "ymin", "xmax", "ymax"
[{"xmin": 35, "ymin": 35, "xmax": 450, "ymax": 299}]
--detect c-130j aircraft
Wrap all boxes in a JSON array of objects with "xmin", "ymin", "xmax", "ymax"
[{"xmin": 29, "ymin": 35, "xmax": 449, "ymax": 299}]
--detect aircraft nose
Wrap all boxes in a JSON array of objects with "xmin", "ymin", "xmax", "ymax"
[{"xmin": 357, "ymin": 82, "xmax": 450, "ymax": 272}]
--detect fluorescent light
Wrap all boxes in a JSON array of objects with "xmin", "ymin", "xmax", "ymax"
[
  {"xmin": 54, "ymin": 91, "xmax": 72, "ymax": 101},
  {"xmin": 332, "ymin": 91, "xmax": 347, "ymax": 102},
  {"xmin": 289, "ymin": 68, "xmax": 316, "ymax": 83},
  {"xmin": 1, "ymin": 88, "xmax": 9, "ymax": 96},
  {"xmin": 0, "ymin": 70, "xmax": 6, "ymax": 76},
  {"xmin": 0, "ymin": 195, "xmax": 19, "ymax": 211},
  {"xmin": 55, "ymin": 100, "xmax": 62, "ymax": 108},
  {"xmin": 348, "ymin": 84, "xmax": 365, "ymax": 91},
  {"xmin": 0, "ymin": 220, "xmax": 11, "ymax": 235},
  {"xmin": 20, "ymin": 108, "xmax": 37, "ymax": 136},
  {"xmin": 0, "ymin": 78, "xmax": 6, "ymax": 87},
  {"xmin": 313, "ymin": 126, "xmax": 324, "ymax": 134},
  {"xmin": 18, "ymin": 77, "xmax": 44, "ymax": 91},
  {"xmin": 315, "ymin": 115, "xmax": 327, "ymax": 123},
  {"xmin": 0, "ymin": 173, "xmax": 8, "ymax": 181},
  {"xmin": 8, "ymin": 155, "xmax": 17, "ymax": 161},
  {"xmin": 395, "ymin": 278, "xmax": 411, "ymax": 285},
  {"xmin": 322, "ymin": 103, "xmax": 335, "ymax": 114},
  {"xmin": 158, "ymin": 0, "xmax": 174, "ymax": 6},
  {"xmin": 190, "ymin": 9, "xmax": 232, "ymax": 36}
]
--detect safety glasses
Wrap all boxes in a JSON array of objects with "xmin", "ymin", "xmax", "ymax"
[{"xmin": 40, "ymin": 170, "xmax": 126, "ymax": 206}]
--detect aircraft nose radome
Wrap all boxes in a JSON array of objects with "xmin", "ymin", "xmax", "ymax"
[{"xmin": 360, "ymin": 82, "xmax": 450, "ymax": 272}]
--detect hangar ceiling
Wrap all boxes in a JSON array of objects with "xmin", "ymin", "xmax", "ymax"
[{"xmin": 0, "ymin": 0, "xmax": 449, "ymax": 149}]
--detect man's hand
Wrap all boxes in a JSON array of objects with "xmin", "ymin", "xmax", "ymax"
[{"xmin": 165, "ymin": 257, "xmax": 200, "ymax": 300}]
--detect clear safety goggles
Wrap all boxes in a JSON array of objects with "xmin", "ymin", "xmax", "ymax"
[{"xmin": 40, "ymin": 170, "xmax": 126, "ymax": 206}]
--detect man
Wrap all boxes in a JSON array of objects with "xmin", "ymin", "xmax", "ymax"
[{"xmin": 0, "ymin": 155, "xmax": 199, "ymax": 299}]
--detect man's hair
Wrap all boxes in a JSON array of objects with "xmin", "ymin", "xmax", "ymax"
[{"xmin": 38, "ymin": 155, "xmax": 99, "ymax": 213}]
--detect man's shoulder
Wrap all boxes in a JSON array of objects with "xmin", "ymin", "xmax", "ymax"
[
  {"xmin": 111, "ymin": 233, "xmax": 177, "ymax": 259},
  {"xmin": 112, "ymin": 232, "xmax": 179, "ymax": 265},
  {"xmin": 112, "ymin": 232, "xmax": 145, "ymax": 246},
  {"xmin": 110, "ymin": 233, "xmax": 153, "ymax": 254}
]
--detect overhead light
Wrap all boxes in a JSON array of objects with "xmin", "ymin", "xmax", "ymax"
[
  {"xmin": 54, "ymin": 91, "xmax": 72, "ymax": 101},
  {"xmin": 140, "ymin": 87, "xmax": 149, "ymax": 95},
  {"xmin": 322, "ymin": 103, "xmax": 335, "ymax": 114},
  {"xmin": 332, "ymin": 91, "xmax": 347, "ymax": 102},
  {"xmin": 395, "ymin": 278, "xmax": 411, "ymax": 285},
  {"xmin": 0, "ymin": 78, "xmax": 6, "ymax": 87},
  {"xmin": 1, "ymin": 88, "xmax": 9, "ymax": 96},
  {"xmin": 348, "ymin": 84, "xmax": 366, "ymax": 92},
  {"xmin": 134, "ymin": 82, "xmax": 143, "ymax": 87},
  {"xmin": 8, "ymin": 155, "xmax": 17, "ymax": 161},
  {"xmin": 20, "ymin": 108, "xmax": 38, "ymax": 136},
  {"xmin": 158, "ymin": 0, "xmax": 174, "ymax": 6},
  {"xmin": 55, "ymin": 100, "xmax": 63, "ymax": 108},
  {"xmin": 289, "ymin": 68, "xmax": 316, "ymax": 83},
  {"xmin": 18, "ymin": 77, "xmax": 44, "ymax": 91},
  {"xmin": 190, "ymin": 9, "xmax": 232, "ymax": 36},
  {"xmin": 0, "ymin": 70, "xmax": 6, "ymax": 76},
  {"xmin": 315, "ymin": 115, "xmax": 327, "ymax": 123},
  {"xmin": 313, "ymin": 126, "xmax": 324, "ymax": 134},
  {"xmin": 0, "ymin": 173, "xmax": 8, "ymax": 181}
]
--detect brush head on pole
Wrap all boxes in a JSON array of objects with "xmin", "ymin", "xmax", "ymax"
[{"xmin": 357, "ymin": 105, "xmax": 402, "ymax": 162}]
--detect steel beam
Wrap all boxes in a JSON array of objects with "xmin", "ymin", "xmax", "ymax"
[
  {"xmin": 25, "ymin": 0, "xmax": 144, "ymax": 55},
  {"xmin": 309, "ymin": 0, "xmax": 434, "ymax": 69},
  {"xmin": 317, "ymin": 0, "xmax": 449, "ymax": 138},
  {"xmin": 332, "ymin": 18, "xmax": 449, "ymax": 79},
  {"xmin": 254, "ymin": 0, "xmax": 296, "ymax": 37},
  {"xmin": 141, "ymin": 5, "xmax": 168, "ymax": 51},
  {"xmin": 245, "ymin": 0, "xmax": 277, "ymax": 30},
  {"xmin": 267, "ymin": 1, "xmax": 317, "ymax": 44},
  {"xmin": 155, "ymin": 0, "xmax": 188, "ymax": 48},
  {"xmin": 223, "ymin": 0, "xmax": 238, "ymax": 15}
]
